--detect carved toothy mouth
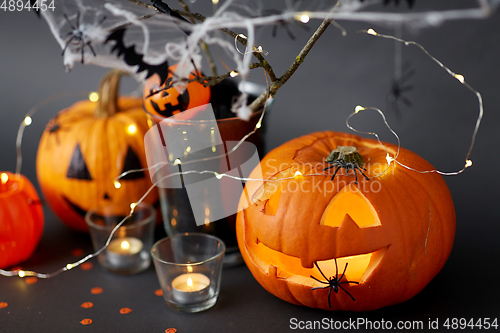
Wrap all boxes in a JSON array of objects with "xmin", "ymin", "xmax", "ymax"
[{"xmin": 249, "ymin": 240, "xmax": 388, "ymax": 287}]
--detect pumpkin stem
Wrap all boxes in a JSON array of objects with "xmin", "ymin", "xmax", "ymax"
[
  {"xmin": 95, "ymin": 69, "xmax": 127, "ymax": 117},
  {"xmin": 326, "ymin": 146, "xmax": 363, "ymax": 165}
]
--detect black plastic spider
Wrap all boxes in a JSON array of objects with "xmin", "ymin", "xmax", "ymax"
[
  {"xmin": 323, "ymin": 146, "xmax": 369, "ymax": 185},
  {"xmin": 310, "ymin": 260, "xmax": 360, "ymax": 308},
  {"xmin": 387, "ymin": 63, "xmax": 415, "ymax": 118},
  {"xmin": 61, "ymin": 12, "xmax": 106, "ymax": 63}
]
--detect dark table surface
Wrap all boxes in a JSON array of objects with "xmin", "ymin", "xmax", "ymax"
[{"xmin": 1, "ymin": 208, "xmax": 499, "ymax": 333}]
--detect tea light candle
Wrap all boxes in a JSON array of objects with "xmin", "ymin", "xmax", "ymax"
[
  {"xmin": 106, "ymin": 237, "xmax": 144, "ymax": 268},
  {"xmin": 172, "ymin": 273, "xmax": 210, "ymax": 304}
]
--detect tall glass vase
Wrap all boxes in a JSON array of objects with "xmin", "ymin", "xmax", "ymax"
[{"xmin": 145, "ymin": 81, "xmax": 272, "ymax": 266}]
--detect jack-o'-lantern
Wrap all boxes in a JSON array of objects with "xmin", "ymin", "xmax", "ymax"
[
  {"xmin": 143, "ymin": 64, "xmax": 211, "ymax": 118},
  {"xmin": 236, "ymin": 131, "xmax": 455, "ymax": 311},
  {"xmin": 0, "ymin": 172, "xmax": 44, "ymax": 268},
  {"xmin": 36, "ymin": 70, "xmax": 158, "ymax": 232}
]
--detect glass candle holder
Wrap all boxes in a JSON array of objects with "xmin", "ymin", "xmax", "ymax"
[
  {"xmin": 151, "ymin": 233, "xmax": 225, "ymax": 313},
  {"xmin": 85, "ymin": 202, "xmax": 156, "ymax": 275}
]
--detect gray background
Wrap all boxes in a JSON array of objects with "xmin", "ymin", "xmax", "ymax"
[{"xmin": 1, "ymin": 1, "xmax": 499, "ymax": 332}]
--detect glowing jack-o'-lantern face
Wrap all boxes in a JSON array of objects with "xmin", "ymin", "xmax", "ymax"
[
  {"xmin": 236, "ymin": 131, "xmax": 455, "ymax": 311},
  {"xmin": 36, "ymin": 70, "xmax": 158, "ymax": 232},
  {"xmin": 143, "ymin": 64, "xmax": 211, "ymax": 118}
]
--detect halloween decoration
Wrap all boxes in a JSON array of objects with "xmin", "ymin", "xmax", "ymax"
[
  {"xmin": 106, "ymin": 28, "xmax": 170, "ymax": 85},
  {"xmin": 236, "ymin": 131, "xmax": 455, "ymax": 311},
  {"xmin": 61, "ymin": 12, "xmax": 105, "ymax": 64},
  {"xmin": 0, "ymin": 172, "xmax": 44, "ymax": 268},
  {"xmin": 323, "ymin": 146, "xmax": 369, "ymax": 184},
  {"xmin": 310, "ymin": 260, "xmax": 359, "ymax": 308},
  {"xmin": 36, "ymin": 70, "xmax": 158, "ymax": 232},
  {"xmin": 143, "ymin": 64, "xmax": 211, "ymax": 118},
  {"xmin": 151, "ymin": 0, "xmax": 192, "ymax": 35},
  {"xmin": 387, "ymin": 63, "xmax": 415, "ymax": 118}
]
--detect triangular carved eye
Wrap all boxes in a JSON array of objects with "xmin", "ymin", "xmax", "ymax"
[
  {"xmin": 67, "ymin": 144, "xmax": 93, "ymax": 180},
  {"xmin": 120, "ymin": 146, "xmax": 145, "ymax": 180}
]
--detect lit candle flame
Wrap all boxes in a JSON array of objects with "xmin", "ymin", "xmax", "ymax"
[
  {"xmin": 187, "ymin": 278, "xmax": 193, "ymax": 287},
  {"xmin": 121, "ymin": 241, "xmax": 131, "ymax": 250}
]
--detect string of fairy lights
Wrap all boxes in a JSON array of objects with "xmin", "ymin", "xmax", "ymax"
[{"xmin": 0, "ymin": 27, "xmax": 483, "ymax": 279}]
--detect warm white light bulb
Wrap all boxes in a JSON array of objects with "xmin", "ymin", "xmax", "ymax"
[
  {"xmin": 355, "ymin": 105, "xmax": 365, "ymax": 113},
  {"xmin": 367, "ymin": 29, "xmax": 377, "ymax": 36},
  {"xmin": 1, "ymin": 173, "xmax": 8, "ymax": 184},
  {"xmin": 89, "ymin": 92, "xmax": 99, "ymax": 102},
  {"xmin": 300, "ymin": 14, "xmax": 310, "ymax": 23},
  {"xmin": 114, "ymin": 181, "xmax": 121, "ymax": 189},
  {"xmin": 127, "ymin": 124, "xmax": 137, "ymax": 134},
  {"xmin": 24, "ymin": 117, "xmax": 32, "ymax": 126}
]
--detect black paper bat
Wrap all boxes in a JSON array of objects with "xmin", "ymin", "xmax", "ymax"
[{"xmin": 105, "ymin": 28, "xmax": 169, "ymax": 85}]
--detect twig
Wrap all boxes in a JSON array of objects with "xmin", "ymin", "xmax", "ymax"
[
  {"xmin": 177, "ymin": 0, "xmax": 218, "ymax": 76},
  {"xmin": 248, "ymin": 16, "xmax": 333, "ymax": 112}
]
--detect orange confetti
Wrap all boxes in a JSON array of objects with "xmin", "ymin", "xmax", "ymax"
[
  {"xmin": 165, "ymin": 329, "xmax": 177, "ymax": 333},
  {"xmin": 119, "ymin": 308, "xmax": 132, "ymax": 314},
  {"xmin": 154, "ymin": 289, "xmax": 163, "ymax": 296},
  {"xmin": 81, "ymin": 302, "xmax": 94, "ymax": 309},
  {"xmin": 0, "ymin": 302, "xmax": 8, "ymax": 309},
  {"xmin": 90, "ymin": 287, "xmax": 103, "ymax": 295},
  {"xmin": 71, "ymin": 248, "xmax": 84, "ymax": 257},
  {"xmin": 80, "ymin": 318, "xmax": 92, "ymax": 325},
  {"xmin": 25, "ymin": 277, "xmax": 38, "ymax": 285},
  {"xmin": 80, "ymin": 262, "xmax": 93, "ymax": 271}
]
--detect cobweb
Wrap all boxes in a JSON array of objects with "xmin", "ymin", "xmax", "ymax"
[{"xmin": 40, "ymin": 0, "xmax": 498, "ymax": 119}]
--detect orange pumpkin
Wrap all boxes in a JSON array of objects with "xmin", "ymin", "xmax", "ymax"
[
  {"xmin": 36, "ymin": 70, "xmax": 158, "ymax": 232},
  {"xmin": 143, "ymin": 64, "xmax": 211, "ymax": 118},
  {"xmin": 0, "ymin": 172, "xmax": 44, "ymax": 268},
  {"xmin": 236, "ymin": 131, "xmax": 455, "ymax": 311}
]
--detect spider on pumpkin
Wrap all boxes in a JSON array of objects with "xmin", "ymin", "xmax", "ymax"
[
  {"xmin": 310, "ymin": 259, "xmax": 360, "ymax": 308},
  {"xmin": 323, "ymin": 146, "xmax": 369, "ymax": 185},
  {"xmin": 61, "ymin": 12, "xmax": 106, "ymax": 64}
]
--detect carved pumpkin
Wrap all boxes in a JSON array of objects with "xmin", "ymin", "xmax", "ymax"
[
  {"xmin": 143, "ymin": 64, "xmax": 211, "ymax": 118},
  {"xmin": 36, "ymin": 70, "xmax": 158, "ymax": 232},
  {"xmin": 236, "ymin": 131, "xmax": 455, "ymax": 311},
  {"xmin": 0, "ymin": 172, "xmax": 44, "ymax": 268}
]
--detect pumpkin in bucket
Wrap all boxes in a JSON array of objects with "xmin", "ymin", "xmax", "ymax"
[
  {"xmin": 236, "ymin": 131, "xmax": 455, "ymax": 311},
  {"xmin": 143, "ymin": 64, "xmax": 211, "ymax": 119},
  {"xmin": 36, "ymin": 70, "xmax": 158, "ymax": 232}
]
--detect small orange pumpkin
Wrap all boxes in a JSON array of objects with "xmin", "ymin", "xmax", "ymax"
[
  {"xmin": 36, "ymin": 70, "xmax": 158, "ymax": 232},
  {"xmin": 0, "ymin": 172, "xmax": 44, "ymax": 268},
  {"xmin": 143, "ymin": 64, "xmax": 211, "ymax": 118},
  {"xmin": 236, "ymin": 131, "xmax": 455, "ymax": 311}
]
